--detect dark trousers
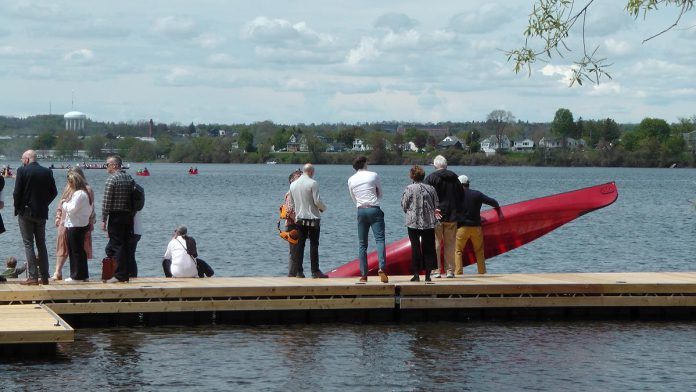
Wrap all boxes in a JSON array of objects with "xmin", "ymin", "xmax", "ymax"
[
  {"xmin": 67, "ymin": 226, "xmax": 89, "ymax": 280},
  {"xmin": 17, "ymin": 215, "xmax": 49, "ymax": 280},
  {"xmin": 291, "ymin": 222, "xmax": 320, "ymax": 275},
  {"xmin": 407, "ymin": 227, "xmax": 436, "ymax": 275},
  {"xmin": 107, "ymin": 212, "xmax": 133, "ymax": 282},
  {"xmin": 129, "ymin": 234, "xmax": 141, "ymax": 278},
  {"xmin": 286, "ymin": 224, "xmax": 301, "ymax": 276}
]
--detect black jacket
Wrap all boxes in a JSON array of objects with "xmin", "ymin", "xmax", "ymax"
[
  {"xmin": 458, "ymin": 188, "xmax": 500, "ymax": 226},
  {"xmin": 13, "ymin": 162, "xmax": 57, "ymax": 220},
  {"xmin": 423, "ymin": 169, "xmax": 463, "ymax": 222}
]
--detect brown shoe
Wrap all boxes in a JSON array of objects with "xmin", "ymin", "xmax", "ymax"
[
  {"xmin": 378, "ymin": 269, "xmax": 388, "ymax": 283},
  {"xmin": 359, "ymin": 276, "xmax": 367, "ymax": 283},
  {"xmin": 40, "ymin": 278, "xmax": 49, "ymax": 285},
  {"xmin": 19, "ymin": 278, "xmax": 39, "ymax": 286}
]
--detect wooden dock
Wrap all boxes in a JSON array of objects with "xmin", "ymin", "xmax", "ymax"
[
  {"xmin": 5, "ymin": 272, "xmax": 696, "ymax": 356},
  {"xmin": 2, "ymin": 272, "xmax": 696, "ymax": 325}
]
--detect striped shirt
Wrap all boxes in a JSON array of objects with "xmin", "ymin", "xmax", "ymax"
[{"xmin": 101, "ymin": 170, "xmax": 134, "ymax": 222}]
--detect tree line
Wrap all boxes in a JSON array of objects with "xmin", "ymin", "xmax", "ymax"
[{"xmin": 0, "ymin": 111, "xmax": 695, "ymax": 167}]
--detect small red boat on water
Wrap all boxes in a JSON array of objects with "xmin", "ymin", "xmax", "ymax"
[
  {"xmin": 136, "ymin": 169, "xmax": 150, "ymax": 177},
  {"xmin": 328, "ymin": 182, "xmax": 618, "ymax": 277},
  {"xmin": 188, "ymin": 167, "xmax": 199, "ymax": 175}
]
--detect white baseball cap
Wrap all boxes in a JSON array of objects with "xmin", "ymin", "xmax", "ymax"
[{"xmin": 458, "ymin": 175, "xmax": 469, "ymax": 185}]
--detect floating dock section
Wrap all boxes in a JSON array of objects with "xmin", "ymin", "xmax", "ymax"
[{"xmin": 0, "ymin": 304, "xmax": 73, "ymax": 357}]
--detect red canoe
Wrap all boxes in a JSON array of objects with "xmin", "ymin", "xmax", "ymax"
[{"xmin": 327, "ymin": 182, "xmax": 618, "ymax": 277}]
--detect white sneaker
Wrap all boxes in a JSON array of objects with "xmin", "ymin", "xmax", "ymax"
[
  {"xmin": 105, "ymin": 277, "xmax": 126, "ymax": 283},
  {"xmin": 431, "ymin": 271, "xmax": 441, "ymax": 279},
  {"xmin": 64, "ymin": 277, "xmax": 73, "ymax": 282},
  {"xmin": 446, "ymin": 271, "xmax": 455, "ymax": 278}
]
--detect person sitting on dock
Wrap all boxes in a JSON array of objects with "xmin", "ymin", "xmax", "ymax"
[
  {"xmin": 162, "ymin": 225, "xmax": 214, "ymax": 278},
  {"xmin": 454, "ymin": 175, "xmax": 503, "ymax": 275},
  {"xmin": 1, "ymin": 256, "xmax": 27, "ymax": 278}
]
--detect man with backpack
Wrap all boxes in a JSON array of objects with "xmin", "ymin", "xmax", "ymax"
[{"xmin": 101, "ymin": 154, "xmax": 138, "ymax": 283}]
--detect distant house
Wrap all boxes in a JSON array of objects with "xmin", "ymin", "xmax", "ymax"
[
  {"xmin": 437, "ymin": 135, "xmax": 465, "ymax": 150},
  {"xmin": 405, "ymin": 141, "xmax": 419, "ymax": 152},
  {"xmin": 286, "ymin": 134, "xmax": 300, "ymax": 152},
  {"xmin": 512, "ymin": 138, "xmax": 535, "ymax": 152},
  {"xmin": 326, "ymin": 142, "xmax": 347, "ymax": 152},
  {"xmin": 287, "ymin": 134, "xmax": 308, "ymax": 152},
  {"xmin": 352, "ymin": 138, "xmax": 371, "ymax": 151},
  {"xmin": 480, "ymin": 135, "xmax": 511, "ymax": 155},
  {"xmin": 539, "ymin": 137, "xmax": 585, "ymax": 149}
]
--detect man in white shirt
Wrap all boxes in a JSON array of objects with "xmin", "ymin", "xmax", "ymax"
[
  {"xmin": 347, "ymin": 156, "xmax": 388, "ymax": 283},
  {"xmin": 288, "ymin": 163, "xmax": 328, "ymax": 278}
]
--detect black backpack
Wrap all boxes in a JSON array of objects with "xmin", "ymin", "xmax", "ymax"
[{"xmin": 131, "ymin": 181, "xmax": 145, "ymax": 213}]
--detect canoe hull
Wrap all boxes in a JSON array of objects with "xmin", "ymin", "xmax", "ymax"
[{"xmin": 327, "ymin": 182, "xmax": 618, "ymax": 277}]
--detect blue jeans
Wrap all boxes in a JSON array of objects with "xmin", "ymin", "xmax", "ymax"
[{"xmin": 357, "ymin": 207, "xmax": 386, "ymax": 277}]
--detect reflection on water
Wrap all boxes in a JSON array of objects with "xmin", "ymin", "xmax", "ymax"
[{"xmin": 5, "ymin": 322, "xmax": 696, "ymax": 391}]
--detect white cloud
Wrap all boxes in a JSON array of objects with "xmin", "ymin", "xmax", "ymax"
[
  {"xmin": 163, "ymin": 67, "xmax": 194, "ymax": 85},
  {"xmin": 206, "ymin": 53, "xmax": 237, "ymax": 67},
  {"xmin": 242, "ymin": 17, "xmax": 334, "ymax": 47},
  {"xmin": 193, "ymin": 33, "xmax": 225, "ymax": 49},
  {"xmin": 151, "ymin": 16, "xmax": 198, "ymax": 39},
  {"xmin": 374, "ymin": 13, "xmax": 419, "ymax": 32},
  {"xmin": 540, "ymin": 64, "xmax": 575, "ymax": 85},
  {"xmin": 588, "ymin": 81, "xmax": 622, "ymax": 96},
  {"xmin": 63, "ymin": 49, "xmax": 95, "ymax": 63},
  {"xmin": 604, "ymin": 38, "xmax": 632, "ymax": 56},
  {"xmin": 381, "ymin": 30, "xmax": 421, "ymax": 50},
  {"xmin": 346, "ymin": 37, "xmax": 380, "ymax": 66},
  {"xmin": 0, "ymin": 46, "xmax": 39, "ymax": 58},
  {"xmin": 418, "ymin": 88, "xmax": 444, "ymax": 109},
  {"xmin": 6, "ymin": 0, "xmax": 62, "ymax": 20},
  {"xmin": 449, "ymin": 4, "xmax": 512, "ymax": 34}
]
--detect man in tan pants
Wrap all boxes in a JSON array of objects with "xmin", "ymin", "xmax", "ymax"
[
  {"xmin": 423, "ymin": 155, "xmax": 463, "ymax": 278},
  {"xmin": 454, "ymin": 175, "xmax": 502, "ymax": 274}
]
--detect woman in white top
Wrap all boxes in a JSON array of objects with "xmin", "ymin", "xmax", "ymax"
[
  {"xmin": 162, "ymin": 225, "xmax": 198, "ymax": 278},
  {"xmin": 62, "ymin": 171, "xmax": 94, "ymax": 281}
]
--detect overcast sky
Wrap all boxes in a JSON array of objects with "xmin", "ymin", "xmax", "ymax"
[{"xmin": 0, "ymin": 0, "xmax": 694, "ymax": 125}]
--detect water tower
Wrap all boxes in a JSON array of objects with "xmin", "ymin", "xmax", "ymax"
[{"xmin": 64, "ymin": 111, "xmax": 87, "ymax": 131}]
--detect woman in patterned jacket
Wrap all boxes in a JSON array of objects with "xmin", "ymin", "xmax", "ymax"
[{"xmin": 401, "ymin": 165, "xmax": 440, "ymax": 282}]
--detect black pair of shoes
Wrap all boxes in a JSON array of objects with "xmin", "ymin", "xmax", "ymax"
[
  {"xmin": 425, "ymin": 274, "xmax": 432, "ymax": 282},
  {"xmin": 296, "ymin": 273, "xmax": 306, "ymax": 278},
  {"xmin": 410, "ymin": 275, "xmax": 420, "ymax": 282},
  {"xmin": 312, "ymin": 271, "xmax": 328, "ymax": 279}
]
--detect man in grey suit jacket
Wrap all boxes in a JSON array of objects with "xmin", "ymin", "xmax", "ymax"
[{"xmin": 13, "ymin": 150, "xmax": 57, "ymax": 285}]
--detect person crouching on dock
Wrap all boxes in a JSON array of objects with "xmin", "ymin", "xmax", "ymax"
[
  {"xmin": 454, "ymin": 175, "xmax": 503, "ymax": 275},
  {"xmin": 162, "ymin": 225, "xmax": 214, "ymax": 278}
]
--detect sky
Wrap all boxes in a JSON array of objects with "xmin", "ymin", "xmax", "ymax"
[{"xmin": 0, "ymin": 0, "xmax": 695, "ymax": 125}]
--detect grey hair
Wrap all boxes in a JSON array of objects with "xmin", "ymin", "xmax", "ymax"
[
  {"xmin": 433, "ymin": 155, "xmax": 447, "ymax": 169},
  {"xmin": 175, "ymin": 225, "xmax": 188, "ymax": 236}
]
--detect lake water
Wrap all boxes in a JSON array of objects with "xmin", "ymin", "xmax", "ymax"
[{"xmin": 2, "ymin": 163, "xmax": 695, "ymax": 391}]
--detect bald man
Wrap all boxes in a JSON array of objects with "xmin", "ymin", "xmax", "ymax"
[
  {"xmin": 287, "ymin": 163, "xmax": 328, "ymax": 278},
  {"xmin": 13, "ymin": 150, "xmax": 57, "ymax": 285}
]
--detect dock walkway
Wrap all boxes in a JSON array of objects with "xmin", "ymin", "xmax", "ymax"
[{"xmin": 1, "ymin": 272, "xmax": 696, "ymax": 321}]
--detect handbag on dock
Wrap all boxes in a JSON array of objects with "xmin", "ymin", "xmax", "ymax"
[{"xmin": 101, "ymin": 256, "xmax": 117, "ymax": 281}]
